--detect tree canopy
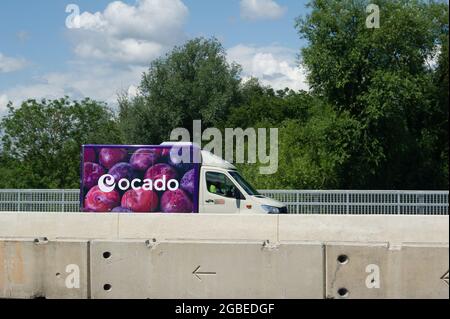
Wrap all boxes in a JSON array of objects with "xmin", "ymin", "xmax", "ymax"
[
  {"xmin": 294, "ymin": 0, "xmax": 449, "ymax": 189},
  {"xmin": 119, "ymin": 37, "xmax": 241, "ymax": 144},
  {"xmin": 0, "ymin": 98, "xmax": 122, "ymax": 188},
  {"xmin": 0, "ymin": 1, "xmax": 448, "ymax": 190}
]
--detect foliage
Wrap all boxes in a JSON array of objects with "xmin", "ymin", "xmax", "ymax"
[
  {"xmin": 295, "ymin": 0, "xmax": 449, "ymax": 189},
  {"xmin": 0, "ymin": 98, "xmax": 122, "ymax": 188},
  {"xmin": 119, "ymin": 37, "xmax": 241, "ymax": 144},
  {"xmin": 1, "ymin": 1, "xmax": 448, "ymax": 191}
]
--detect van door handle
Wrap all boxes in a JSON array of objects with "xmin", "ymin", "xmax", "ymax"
[{"xmin": 205, "ymin": 200, "xmax": 214, "ymax": 204}]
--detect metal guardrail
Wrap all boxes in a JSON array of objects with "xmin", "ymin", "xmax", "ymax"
[
  {"xmin": 0, "ymin": 189, "xmax": 80, "ymax": 213},
  {"xmin": 260, "ymin": 190, "xmax": 449, "ymax": 215},
  {"xmin": 0, "ymin": 189, "xmax": 448, "ymax": 215}
]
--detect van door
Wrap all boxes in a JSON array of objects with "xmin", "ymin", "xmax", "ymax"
[{"xmin": 200, "ymin": 170, "xmax": 244, "ymax": 214}]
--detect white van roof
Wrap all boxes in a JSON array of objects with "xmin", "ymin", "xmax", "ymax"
[
  {"xmin": 201, "ymin": 149, "xmax": 236, "ymax": 170},
  {"xmin": 160, "ymin": 142, "xmax": 236, "ymax": 170}
]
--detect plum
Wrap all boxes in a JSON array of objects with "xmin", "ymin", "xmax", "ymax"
[
  {"xmin": 180, "ymin": 169, "xmax": 196, "ymax": 196},
  {"xmin": 167, "ymin": 147, "xmax": 194, "ymax": 173},
  {"xmin": 99, "ymin": 148, "xmax": 128, "ymax": 169},
  {"xmin": 160, "ymin": 189, "xmax": 193, "ymax": 213},
  {"xmin": 84, "ymin": 148, "xmax": 96, "ymax": 163},
  {"xmin": 83, "ymin": 162, "xmax": 105, "ymax": 190},
  {"xmin": 109, "ymin": 162, "xmax": 136, "ymax": 183},
  {"xmin": 121, "ymin": 188, "xmax": 159, "ymax": 212},
  {"xmin": 84, "ymin": 186, "xmax": 120, "ymax": 212},
  {"xmin": 144, "ymin": 163, "xmax": 178, "ymax": 181},
  {"xmin": 111, "ymin": 206, "xmax": 133, "ymax": 213},
  {"xmin": 130, "ymin": 148, "xmax": 161, "ymax": 171},
  {"xmin": 176, "ymin": 162, "xmax": 195, "ymax": 174},
  {"xmin": 161, "ymin": 148, "xmax": 171, "ymax": 159}
]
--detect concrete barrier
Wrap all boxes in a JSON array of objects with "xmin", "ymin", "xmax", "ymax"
[
  {"xmin": 0, "ymin": 213, "xmax": 448, "ymax": 299},
  {"xmin": 0, "ymin": 213, "xmax": 447, "ymax": 243},
  {"xmin": 278, "ymin": 215, "xmax": 449, "ymax": 243},
  {"xmin": 117, "ymin": 214, "xmax": 278, "ymax": 241},
  {"xmin": 0, "ymin": 238, "xmax": 89, "ymax": 299},
  {"xmin": 90, "ymin": 240, "xmax": 324, "ymax": 299},
  {"xmin": 326, "ymin": 242, "xmax": 449, "ymax": 299},
  {"xmin": 0, "ymin": 213, "xmax": 279, "ymax": 242},
  {"xmin": 0, "ymin": 213, "xmax": 118, "ymax": 240}
]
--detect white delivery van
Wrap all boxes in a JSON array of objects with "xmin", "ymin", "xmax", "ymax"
[{"xmin": 81, "ymin": 142, "xmax": 287, "ymax": 214}]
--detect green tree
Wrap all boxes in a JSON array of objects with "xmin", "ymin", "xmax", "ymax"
[
  {"xmin": 296, "ymin": 0, "xmax": 449, "ymax": 189},
  {"xmin": 0, "ymin": 97, "xmax": 122, "ymax": 188},
  {"xmin": 232, "ymin": 85, "xmax": 359, "ymax": 189},
  {"xmin": 120, "ymin": 37, "xmax": 241, "ymax": 144},
  {"xmin": 430, "ymin": 18, "xmax": 449, "ymax": 187},
  {"xmin": 227, "ymin": 78, "xmax": 310, "ymax": 129}
]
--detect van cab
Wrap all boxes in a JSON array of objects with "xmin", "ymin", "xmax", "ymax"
[{"xmin": 197, "ymin": 149, "xmax": 287, "ymax": 214}]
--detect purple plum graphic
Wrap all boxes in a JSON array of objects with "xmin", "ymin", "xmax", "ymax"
[
  {"xmin": 167, "ymin": 146, "xmax": 194, "ymax": 173},
  {"xmin": 99, "ymin": 148, "xmax": 127, "ymax": 169},
  {"xmin": 180, "ymin": 169, "xmax": 196, "ymax": 196},
  {"xmin": 84, "ymin": 186, "xmax": 120, "ymax": 212},
  {"xmin": 144, "ymin": 163, "xmax": 178, "ymax": 181},
  {"xmin": 111, "ymin": 207, "xmax": 133, "ymax": 213},
  {"xmin": 130, "ymin": 148, "xmax": 161, "ymax": 171},
  {"xmin": 83, "ymin": 162, "xmax": 105, "ymax": 190},
  {"xmin": 109, "ymin": 162, "xmax": 136, "ymax": 182},
  {"xmin": 84, "ymin": 148, "xmax": 96, "ymax": 163},
  {"xmin": 121, "ymin": 188, "xmax": 159, "ymax": 212},
  {"xmin": 160, "ymin": 189, "xmax": 193, "ymax": 213}
]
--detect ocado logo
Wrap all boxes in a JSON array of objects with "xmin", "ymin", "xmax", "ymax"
[{"xmin": 98, "ymin": 174, "xmax": 179, "ymax": 192}]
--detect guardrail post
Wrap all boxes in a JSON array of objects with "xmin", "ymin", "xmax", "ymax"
[
  {"xmin": 62, "ymin": 190, "xmax": 65, "ymax": 213},
  {"xmin": 18, "ymin": 190, "xmax": 22, "ymax": 212},
  {"xmin": 346, "ymin": 191, "xmax": 350, "ymax": 215},
  {"xmin": 397, "ymin": 192, "xmax": 401, "ymax": 215}
]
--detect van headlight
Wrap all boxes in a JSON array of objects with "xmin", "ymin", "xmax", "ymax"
[{"xmin": 261, "ymin": 205, "xmax": 280, "ymax": 214}]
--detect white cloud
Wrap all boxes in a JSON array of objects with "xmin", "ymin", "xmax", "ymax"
[
  {"xmin": 228, "ymin": 44, "xmax": 309, "ymax": 91},
  {"xmin": 1, "ymin": 0, "xmax": 189, "ymax": 115},
  {"xmin": 70, "ymin": 0, "xmax": 189, "ymax": 64},
  {"xmin": 1, "ymin": 0, "xmax": 307, "ymax": 118},
  {"xmin": 0, "ymin": 53, "xmax": 27, "ymax": 73},
  {"xmin": 0, "ymin": 62, "xmax": 146, "ymax": 113},
  {"xmin": 127, "ymin": 85, "xmax": 139, "ymax": 98},
  {"xmin": 240, "ymin": 0, "xmax": 286, "ymax": 21},
  {"xmin": 0, "ymin": 94, "xmax": 10, "ymax": 114},
  {"xmin": 1, "ymin": 44, "xmax": 308, "ymax": 114}
]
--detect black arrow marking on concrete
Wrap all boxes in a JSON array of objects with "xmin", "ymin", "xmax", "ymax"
[
  {"xmin": 441, "ymin": 271, "xmax": 449, "ymax": 286},
  {"xmin": 193, "ymin": 266, "xmax": 216, "ymax": 281}
]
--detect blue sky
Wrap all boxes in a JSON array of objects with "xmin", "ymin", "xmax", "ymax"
[{"xmin": 0, "ymin": 0, "xmax": 311, "ymax": 113}]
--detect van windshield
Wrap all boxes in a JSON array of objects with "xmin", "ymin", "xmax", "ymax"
[{"xmin": 228, "ymin": 171, "xmax": 260, "ymax": 196}]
